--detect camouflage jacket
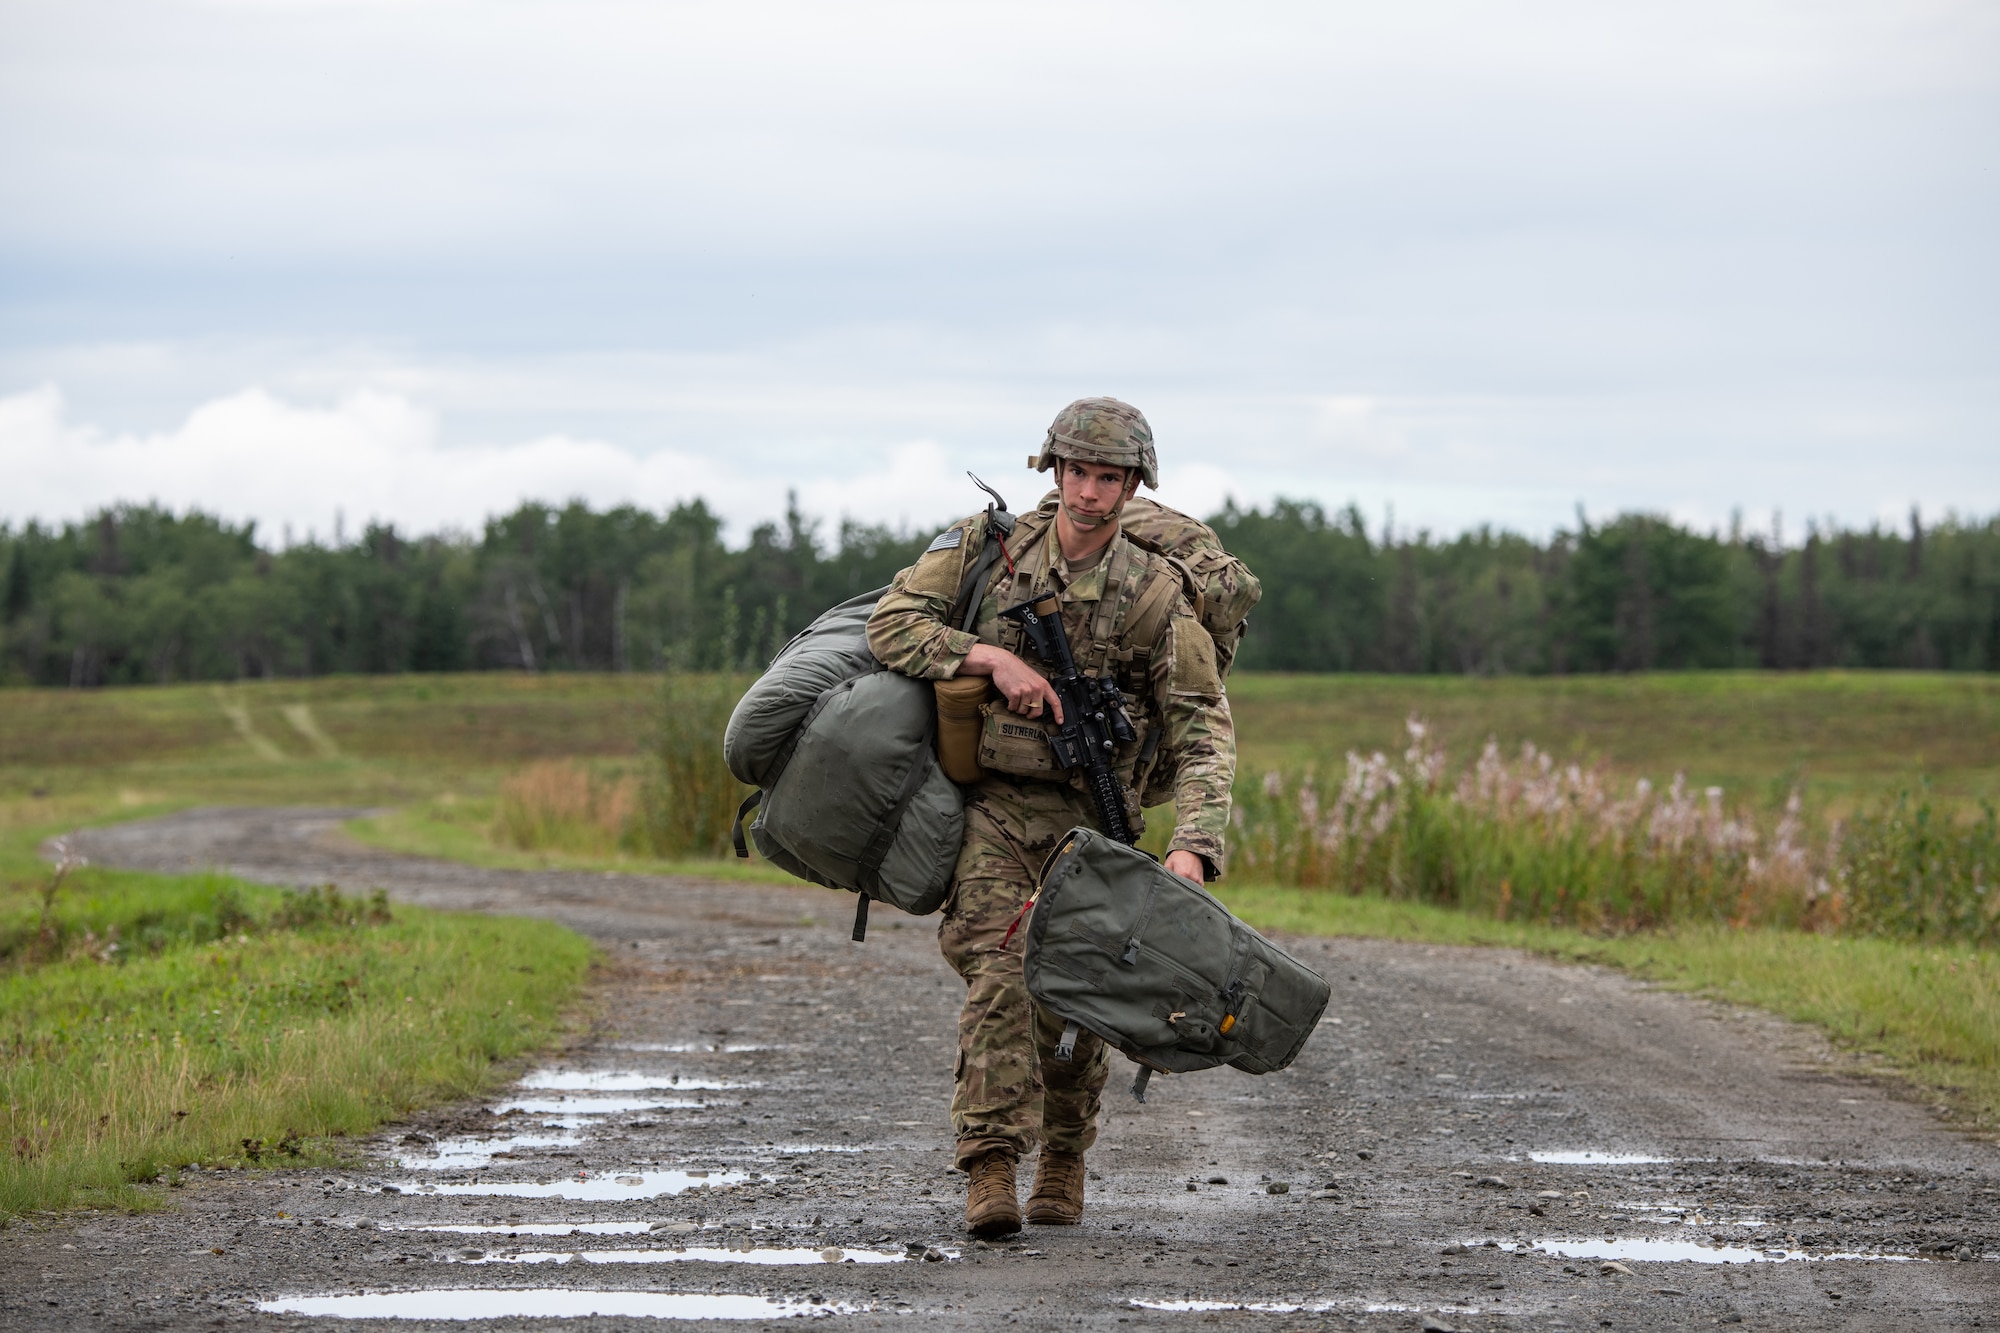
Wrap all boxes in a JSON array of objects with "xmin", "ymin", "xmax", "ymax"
[{"xmin": 866, "ymin": 496, "xmax": 1236, "ymax": 877}]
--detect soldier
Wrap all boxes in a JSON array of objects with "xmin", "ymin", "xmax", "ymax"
[{"xmin": 867, "ymin": 397, "xmax": 1236, "ymax": 1237}]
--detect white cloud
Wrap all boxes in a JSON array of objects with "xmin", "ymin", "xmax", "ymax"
[{"xmin": 0, "ymin": 384, "xmax": 740, "ymax": 541}]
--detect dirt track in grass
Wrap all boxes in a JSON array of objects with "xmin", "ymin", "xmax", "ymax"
[{"xmin": 6, "ymin": 807, "xmax": 1996, "ymax": 1332}]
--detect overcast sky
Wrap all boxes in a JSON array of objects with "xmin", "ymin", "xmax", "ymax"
[{"xmin": 2, "ymin": 0, "xmax": 1994, "ymax": 547}]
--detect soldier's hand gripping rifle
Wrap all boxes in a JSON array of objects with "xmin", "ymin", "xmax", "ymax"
[{"xmin": 998, "ymin": 592, "xmax": 1140, "ymax": 845}]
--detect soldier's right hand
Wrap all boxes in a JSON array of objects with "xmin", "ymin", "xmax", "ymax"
[{"xmin": 962, "ymin": 644, "xmax": 1065, "ymax": 724}]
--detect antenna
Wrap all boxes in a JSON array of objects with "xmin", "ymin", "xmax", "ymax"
[{"xmin": 967, "ymin": 471, "xmax": 1009, "ymax": 514}]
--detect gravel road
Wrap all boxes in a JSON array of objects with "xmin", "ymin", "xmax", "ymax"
[{"xmin": 5, "ymin": 807, "xmax": 1995, "ymax": 1332}]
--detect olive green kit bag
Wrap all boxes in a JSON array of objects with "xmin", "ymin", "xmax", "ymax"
[
  {"xmin": 722, "ymin": 589, "xmax": 964, "ymax": 940},
  {"xmin": 1023, "ymin": 828, "xmax": 1332, "ymax": 1099}
]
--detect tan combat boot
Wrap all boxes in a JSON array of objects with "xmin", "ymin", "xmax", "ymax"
[
  {"xmin": 964, "ymin": 1152, "xmax": 1022, "ymax": 1238},
  {"xmin": 1024, "ymin": 1149, "xmax": 1086, "ymax": 1225}
]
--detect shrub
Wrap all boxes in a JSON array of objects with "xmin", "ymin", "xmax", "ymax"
[
  {"xmin": 1838, "ymin": 785, "xmax": 1998, "ymax": 946},
  {"xmin": 631, "ymin": 673, "xmax": 753, "ymax": 858}
]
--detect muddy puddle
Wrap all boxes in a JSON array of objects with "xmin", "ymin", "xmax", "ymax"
[
  {"xmin": 1605, "ymin": 1200, "xmax": 1766, "ymax": 1227},
  {"xmin": 255, "ymin": 1290, "xmax": 864, "ymax": 1320},
  {"xmin": 607, "ymin": 1042, "xmax": 784, "ymax": 1053},
  {"xmin": 457, "ymin": 1244, "xmax": 925, "ymax": 1266},
  {"xmin": 391, "ymin": 1221, "xmax": 659, "ymax": 1236},
  {"xmin": 402, "ymin": 1169, "xmax": 756, "ymax": 1200},
  {"xmin": 1527, "ymin": 1150, "xmax": 1675, "ymax": 1165},
  {"xmin": 1128, "ymin": 1299, "xmax": 1473, "ymax": 1317},
  {"xmin": 1129, "ymin": 1299, "xmax": 1338, "ymax": 1314},
  {"xmin": 492, "ymin": 1096, "xmax": 706, "ymax": 1115},
  {"xmin": 1496, "ymin": 1237, "xmax": 1927, "ymax": 1265},
  {"xmin": 518, "ymin": 1070, "xmax": 751, "ymax": 1092},
  {"xmin": 397, "ymin": 1132, "xmax": 584, "ymax": 1170}
]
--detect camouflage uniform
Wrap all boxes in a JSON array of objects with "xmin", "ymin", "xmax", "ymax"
[{"xmin": 867, "ymin": 477, "xmax": 1236, "ymax": 1168}]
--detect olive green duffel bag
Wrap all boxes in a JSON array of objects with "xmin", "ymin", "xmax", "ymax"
[
  {"xmin": 1022, "ymin": 827, "xmax": 1332, "ymax": 1099},
  {"xmin": 722, "ymin": 589, "xmax": 963, "ymax": 941}
]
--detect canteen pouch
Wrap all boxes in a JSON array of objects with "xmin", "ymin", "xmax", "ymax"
[
  {"xmin": 977, "ymin": 701, "xmax": 1065, "ymax": 779},
  {"xmin": 933, "ymin": 676, "xmax": 992, "ymax": 785},
  {"xmin": 1023, "ymin": 827, "xmax": 1331, "ymax": 1079}
]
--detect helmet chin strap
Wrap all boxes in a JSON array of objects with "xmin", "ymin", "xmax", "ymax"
[{"xmin": 1061, "ymin": 495, "xmax": 1126, "ymax": 532}]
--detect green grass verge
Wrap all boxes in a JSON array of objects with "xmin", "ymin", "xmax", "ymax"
[
  {"xmin": 1217, "ymin": 885, "xmax": 2000, "ymax": 1132},
  {"xmin": 1, "ymin": 819, "xmax": 593, "ymax": 1221}
]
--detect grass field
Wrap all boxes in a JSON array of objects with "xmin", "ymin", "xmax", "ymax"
[
  {"xmin": 5, "ymin": 670, "xmax": 1995, "ymax": 817},
  {"xmin": 1229, "ymin": 671, "xmax": 2000, "ymax": 815}
]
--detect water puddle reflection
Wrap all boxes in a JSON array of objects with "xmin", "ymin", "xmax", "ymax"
[
  {"xmin": 1130, "ymin": 1300, "xmax": 1337, "ymax": 1314},
  {"xmin": 1528, "ymin": 1151, "xmax": 1675, "ymax": 1165},
  {"xmin": 1497, "ymin": 1237, "xmax": 1922, "ymax": 1265},
  {"xmin": 609, "ymin": 1042, "xmax": 783, "ymax": 1053},
  {"xmin": 1609, "ymin": 1201, "xmax": 1765, "ymax": 1228},
  {"xmin": 1130, "ymin": 1299, "xmax": 1474, "ymax": 1317},
  {"xmin": 391, "ymin": 1222, "xmax": 657, "ymax": 1237},
  {"xmin": 519, "ymin": 1070, "xmax": 750, "ymax": 1093},
  {"xmin": 459, "ymin": 1245, "xmax": 916, "ymax": 1266},
  {"xmin": 398, "ymin": 1133, "xmax": 584, "ymax": 1170},
  {"xmin": 409, "ymin": 1169, "xmax": 755, "ymax": 1201},
  {"xmin": 256, "ymin": 1289, "xmax": 861, "ymax": 1320},
  {"xmin": 493, "ymin": 1096, "xmax": 705, "ymax": 1115}
]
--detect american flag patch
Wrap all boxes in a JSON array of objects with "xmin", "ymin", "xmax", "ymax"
[{"xmin": 925, "ymin": 528, "xmax": 964, "ymax": 553}]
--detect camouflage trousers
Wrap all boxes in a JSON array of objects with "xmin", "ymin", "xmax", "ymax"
[{"xmin": 939, "ymin": 776, "xmax": 1116, "ymax": 1169}]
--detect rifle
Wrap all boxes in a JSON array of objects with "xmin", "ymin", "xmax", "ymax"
[{"xmin": 998, "ymin": 592, "xmax": 1140, "ymax": 844}]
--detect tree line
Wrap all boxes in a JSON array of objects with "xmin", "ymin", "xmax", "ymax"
[{"xmin": 2, "ymin": 495, "xmax": 1994, "ymax": 687}]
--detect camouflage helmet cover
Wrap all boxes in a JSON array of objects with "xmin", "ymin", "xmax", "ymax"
[{"xmin": 1029, "ymin": 396, "xmax": 1158, "ymax": 489}]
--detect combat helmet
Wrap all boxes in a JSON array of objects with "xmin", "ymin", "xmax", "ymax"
[{"xmin": 1029, "ymin": 396, "xmax": 1158, "ymax": 489}]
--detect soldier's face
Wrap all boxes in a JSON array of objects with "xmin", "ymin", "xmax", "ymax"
[{"xmin": 1059, "ymin": 460, "xmax": 1139, "ymax": 528}]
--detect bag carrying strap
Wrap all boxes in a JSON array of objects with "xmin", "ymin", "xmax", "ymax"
[
  {"xmin": 1122, "ymin": 558, "xmax": 1189, "ymax": 659},
  {"xmin": 731, "ymin": 789, "xmax": 762, "ymax": 858},
  {"xmin": 948, "ymin": 507, "xmax": 1018, "ymax": 632}
]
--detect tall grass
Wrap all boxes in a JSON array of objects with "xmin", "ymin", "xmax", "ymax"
[
  {"xmin": 1232, "ymin": 716, "xmax": 1994, "ymax": 942},
  {"xmin": 633, "ymin": 673, "xmax": 752, "ymax": 858},
  {"xmin": 492, "ymin": 760, "xmax": 638, "ymax": 854},
  {"xmin": 1840, "ymin": 785, "xmax": 1998, "ymax": 946},
  {"xmin": 488, "ymin": 674, "xmax": 752, "ymax": 860}
]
